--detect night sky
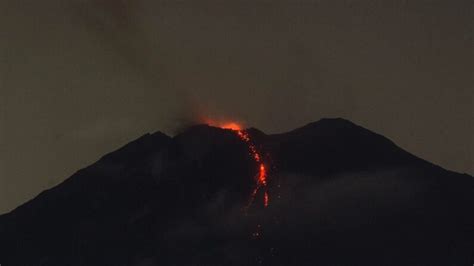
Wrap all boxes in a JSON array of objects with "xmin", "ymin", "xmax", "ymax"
[{"xmin": 0, "ymin": 0, "xmax": 472, "ymax": 214}]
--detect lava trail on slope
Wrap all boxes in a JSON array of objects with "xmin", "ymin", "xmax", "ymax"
[
  {"xmin": 215, "ymin": 122, "xmax": 270, "ymax": 208},
  {"xmin": 237, "ymin": 129, "xmax": 269, "ymax": 208}
]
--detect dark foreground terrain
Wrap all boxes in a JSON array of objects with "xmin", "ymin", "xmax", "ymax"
[{"xmin": 1, "ymin": 118, "xmax": 473, "ymax": 265}]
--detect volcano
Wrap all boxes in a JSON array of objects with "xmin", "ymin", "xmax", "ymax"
[{"xmin": 0, "ymin": 118, "xmax": 473, "ymax": 266}]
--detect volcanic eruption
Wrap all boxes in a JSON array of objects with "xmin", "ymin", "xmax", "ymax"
[{"xmin": 1, "ymin": 118, "xmax": 473, "ymax": 266}]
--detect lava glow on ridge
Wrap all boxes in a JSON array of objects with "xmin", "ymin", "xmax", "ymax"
[
  {"xmin": 206, "ymin": 120, "xmax": 269, "ymax": 208},
  {"xmin": 220, "ymin": 122, "xmax": 243, "ymax": 131}
]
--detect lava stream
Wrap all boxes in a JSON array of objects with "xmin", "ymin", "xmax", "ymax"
[{"xmin": 219, "ymin": 123, "xmax": 269, "ymax": 208}]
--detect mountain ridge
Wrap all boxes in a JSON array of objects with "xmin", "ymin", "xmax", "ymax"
[{"xmin": 0, "ymin": 118, "xmax": 472, "ymax": 266}]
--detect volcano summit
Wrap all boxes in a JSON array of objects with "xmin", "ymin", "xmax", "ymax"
[{"xmin": 0, "ymin": 118, "xmax": 473, "ymax": 266}]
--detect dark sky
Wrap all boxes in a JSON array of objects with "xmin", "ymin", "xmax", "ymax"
[{"xmin": 0, "ymin": 0, "xmax": 472, "ymax": 214}]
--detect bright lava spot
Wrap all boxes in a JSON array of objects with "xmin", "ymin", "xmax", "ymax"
[{"xmin": 220, "ymin": 122, "xmax": 243, "ymax": 131}]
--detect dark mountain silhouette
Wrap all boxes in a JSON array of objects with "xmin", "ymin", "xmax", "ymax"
[{"xmin": 0, "ymin": 118, "xmax": 472, "ymax": 266}]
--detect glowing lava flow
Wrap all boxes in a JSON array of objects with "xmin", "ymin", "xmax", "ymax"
[
  {"xmin": 220, "ymin": 122, "xmax": 269, "ymax": 208},
  {"xmin": 237, "ymin": 130, "xmax": 269, "ymax": 208}
]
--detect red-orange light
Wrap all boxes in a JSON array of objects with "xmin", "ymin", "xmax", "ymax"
[
  {"xmin": 203, "ymin": 119, "xmax": 243, "ymax": 131},
  {"xmin": 258, "ymin": 164, "xmax": 267, "ymax": 185},
  {"xmin": 220, "ymin": 122, "xmax": 242, "ymax": 131}
]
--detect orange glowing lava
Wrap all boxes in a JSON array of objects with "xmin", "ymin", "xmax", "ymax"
[
  {"xmin": 210, "ymin": 122, "xmax": 270, "ymax": 208},
  {"xmin": 220, "ymin": 122, "xmax": 243, "ymax": 131}
]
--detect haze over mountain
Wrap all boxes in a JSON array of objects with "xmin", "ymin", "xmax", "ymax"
[
  {"xmin": 0, "ymin": 118, "xmax": 472, "ymax": 266},
  {"xmin": 1, "ymin": 0, "xmax": 472, "ymax": 216}
]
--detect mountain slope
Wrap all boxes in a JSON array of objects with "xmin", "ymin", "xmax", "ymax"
[{"xmin": 0, "ymin": 118, "xmax": 472, "ymax": 266}]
